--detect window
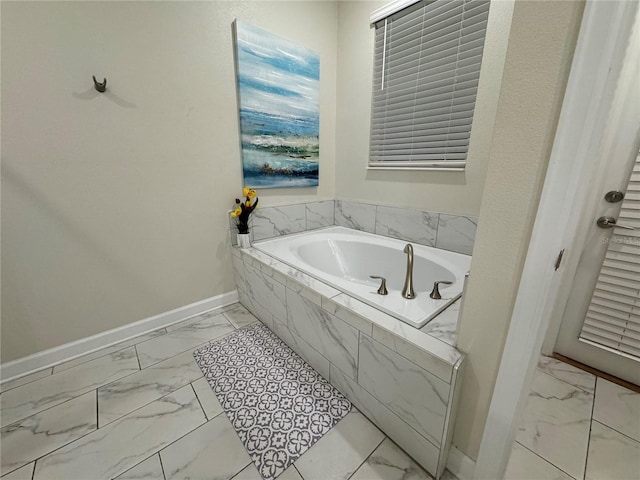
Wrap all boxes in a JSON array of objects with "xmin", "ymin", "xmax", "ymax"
[{"xmin": 369, "ymin": 0, "xmax": 491, "ymax": 170}]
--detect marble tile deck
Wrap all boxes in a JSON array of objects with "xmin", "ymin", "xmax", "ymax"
[
  {"xmin": 0, "ymin": 302, "xmax": 456, "ymax": 480},
  {"xmin": 507, "ymin": 355, "xmax": 640, "ymax": 479}
]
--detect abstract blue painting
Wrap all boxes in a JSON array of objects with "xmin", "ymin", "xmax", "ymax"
[{"xmin": 234, "ymin": 21, "xmax": 320, "ymax": 188}]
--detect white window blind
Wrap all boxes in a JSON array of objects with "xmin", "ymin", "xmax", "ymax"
[
  {"xmin": 579, "ymin": 153, "xmax": 640, "ymax": 360},
  {"xmin": 369, "ymin": 0, "xmax": 491, "ymax": 170}
]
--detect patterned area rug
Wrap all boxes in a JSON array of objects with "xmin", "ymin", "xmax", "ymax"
[{"xmin": 193, "ymin": 322, "xmax": 352, "ymax": 480}]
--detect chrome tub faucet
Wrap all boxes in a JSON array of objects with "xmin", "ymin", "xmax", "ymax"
[{"xmin": 402, "ymin": 244, "xmax": 416, "ymax": 299}]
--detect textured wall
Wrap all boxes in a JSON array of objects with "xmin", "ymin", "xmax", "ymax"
[
  {"xmin": 334, "ymin": 0, "xmax": 513, "ymax": 217},
  {"xmin": 454, "ymin": 0, "xmax": 584, "ymax": 461},
  {"xmin": 1, "ymin": 1, "xmax": 338, "ymax": 362}
]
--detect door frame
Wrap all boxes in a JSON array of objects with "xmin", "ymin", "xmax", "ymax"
[{"xmin": 473, "ymin": 1, "xmax": 639, "ymax": 479}]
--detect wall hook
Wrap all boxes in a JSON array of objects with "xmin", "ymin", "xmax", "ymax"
[{"xmin": 93, "ymin": 76, "xmax": 107, "ymax": 93}]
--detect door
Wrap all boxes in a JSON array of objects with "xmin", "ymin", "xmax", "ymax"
[
  {"xmin": 554, "ymin": 116, "xmax": 640, "ymax": 383},
  {"xmin": 553, "ymin": 17, "xmax": 640, "ymax": 385},
  {"xmin": 554, "ymin": 152, "xmax": 640, "ymax": 385}
]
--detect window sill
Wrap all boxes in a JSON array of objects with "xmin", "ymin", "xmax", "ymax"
[{"xmin": 367, "ymin": 166, "xmax": 466, "ymax": 172}]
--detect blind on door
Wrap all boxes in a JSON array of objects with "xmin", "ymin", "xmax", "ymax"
[
  {"xmin": 369, "ymin": 0, "xmax": 491, "ymax": 169},
  {"xmin": 579, "ymin": 154, "xmax": 640, "ymax": 360}
]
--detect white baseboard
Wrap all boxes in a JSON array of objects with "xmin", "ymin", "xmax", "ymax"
[
  {"xmin": 447, "ymin": 445, "xmax": 476, "ymax": 480},
  {"xmin": 0, "ymin": 290, "xmax": 238, "ymax": 383}
]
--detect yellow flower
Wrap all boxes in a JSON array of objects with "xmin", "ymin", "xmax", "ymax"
[
  {"xmin": 243, "ymin": 187, "xmax": 257, "ymax": 199},
  {"xmin": 230, "ymin": 206, "xmax": 242, "ymax": 218}
]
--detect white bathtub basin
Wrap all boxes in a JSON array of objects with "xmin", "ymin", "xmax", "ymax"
[{"xmin": 253, "ymin": 226, "xmax": 471, "ymax": 328}]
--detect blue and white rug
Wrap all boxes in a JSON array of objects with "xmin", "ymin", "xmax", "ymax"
[{"xmin": 193, "ymin": 322, "xmax": 351, "ymax": 480}]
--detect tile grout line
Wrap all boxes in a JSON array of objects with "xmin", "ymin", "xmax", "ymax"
[
  {"xmin": 53, "ymin": 344, "xmax": 134, "ymax": 375},
  {"xmin": 551, "ymin": 353, "xmax": 640, "ymax": 394},
  {"xmin": 227, "ymin": 461, "xmax": 255, "ymax": 480},
  {"xmin": 133, "ymin": 326, "xmax": 238, "ymax": 371},
  {"xmin": 535, "ymin": 369, "xmax": 595, "ymax": 397},
  {"xmin": 190, "ymin": 382, "xmax": 207, "ymax": 420},
  {"xmin": 113, "ymin": 453, "xmax": 163, "ymax": 480},
  {"xmin": 6, "ymin": 342, "xmax": 239, "ymax": 478},
  {"xmin": 515, "ymin": 441, "xmax": 577, "ymax": 479},
  {"xmin": 591, "ymin": 418, "xmax": 640, "ymax": 445},
  {"xmin": 344, "ymin": 434, "xmax": 386, "ymax": 480},
  {"xmin": 334, "ymin": 367, "xmax": 444, "ymax": 452},
  {"xmin": 59, "ymin": 325, "xmax": 183, "ymax": 373},
  {"xmin": 293, "ymin": 462, "xmax": 305, "ymax": 480},
  {"xmin": 68, "ymin": 304, "xmax": 233, "ymax": 372},
  {"xmin": 33, "ymin": 387, "xmax": 209, "ymax": 480},
  {"xmin": 146, "ymin": 417, "xmax": 220, "ymax": 477},
  {"xmin": 115, "ymin": 384, "xmax": 207, "ymax": 434},
  {"xmin": 158, "ymin": 452, "xmax": 168, "ymax": 480},
  {"xmin": 51, "ymin": 316, "xmax": 222, "ymax": 377},
  {"xmin": 0, "ymin": 367, "xmax": 54, "ymax": 394},
  {"xmin": 96, "ymin": 389, "xmax": 100, "ymax": 429},
  {"xmin": 98, "ymin": 367, "xmax": 208, "ymax": 428},
  {"xmin": 355, "ymin": 331, "xmax": 360, "ymax": 384},
  {"xmin": 5, "ymin": 409, "xmax": 105, "ymax": 479},
  {"xmin": 583, "ymin": 378, "xmax": 598, "ymax": 480},
  {"xmin": 8, "ymin": 312, "xmax": 230, "ymax": 387},
  {"xmin": 374, "ymin": 204, "xmax": 379, "ymax": 235},
  {"xmin": 154, "ymin": 304, "xmax": 237, "ymax": 336},
  {"xmin": 536, "ymin": 363, "xmax": 597, "ymax": 395},
  {"xmin": 1, "ymin": 388, "xmax": 99, "ymax": 430},
  {"xmin": 90, "ymin": 344, "xmax": 213, "ymax": 408},
  {"xmin": 134, "ymin": 345, "xmax": 142, "ymax": 371},
  {"xmin": 0, "ymin": 458, "xmax": 39, "ymax": 480}
]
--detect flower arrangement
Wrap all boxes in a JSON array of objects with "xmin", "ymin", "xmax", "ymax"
[{"xmin": 231, "ymin": 187, "xmax": 259, "ymax": 234}]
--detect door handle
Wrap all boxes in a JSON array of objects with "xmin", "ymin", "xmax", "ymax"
[{"xmin": 596, "ymin": 216, "xmax": 636, "ymax": 230}]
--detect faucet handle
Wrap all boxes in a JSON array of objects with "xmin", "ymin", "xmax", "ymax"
[
  {"xmin": 430, "ymin": 281, "xmax": 453, "ymax": 299},
  {"xmin": 369, "ymin": 276, "xmax": 388, "ymax": 295}
]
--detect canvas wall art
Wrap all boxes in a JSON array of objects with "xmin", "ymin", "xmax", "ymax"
[{"xmin": 234, "ymin": 20, "xmax": 320, "ymax": 188}]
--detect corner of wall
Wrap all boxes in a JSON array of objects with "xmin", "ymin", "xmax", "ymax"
[{"xmin": 452, "ymin": 0, "xmax": 586, "ymax": 461}]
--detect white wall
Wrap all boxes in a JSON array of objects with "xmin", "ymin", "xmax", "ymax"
[
  {"xmin": 334, "ymin": 0, "xmax": 512, "ymax": 217},
  {"xmin": 1, "ymin": 1, "xmax": 337, "ymax": 362}
]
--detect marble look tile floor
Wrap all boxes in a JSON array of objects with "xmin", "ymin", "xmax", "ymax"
[
  {"xmin": 5, "ymin": 304, "xmax": 635, "ymax": 480},
  {"xmin": 506, "ymin": 356, "xmax": 640, "ymax": 479},
  {"xmin": 0, "ymin": 303, "xmax": 456, "ymax": 480}
]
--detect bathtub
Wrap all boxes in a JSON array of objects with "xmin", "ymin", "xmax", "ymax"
[{"xmin": 253, "ymin": 226, "xmax": 471, "ymax": 328}]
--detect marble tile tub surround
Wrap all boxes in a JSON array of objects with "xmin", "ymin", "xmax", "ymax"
[
  {"xmin": 231, "ymin": 244, "xmax": 465, "ymax": 478},
  {"xmin": 229, "ymin": 200, "xmax": 335, "ymax": 244},
  {"xmin": 336, "ymin": 200, "xmax": 478, "ymax": 255},
  {"xmin": 231, "ymin": 246, "xmax": 463, "ymax": 376},
  {"xmin": 229, "ymin": 198, "xmax": 477, "ymax": 255}
]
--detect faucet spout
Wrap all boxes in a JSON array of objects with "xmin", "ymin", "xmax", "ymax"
[{"xmin": 402, "ymin": 244, "xmax": 416, "ymax": 299}]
